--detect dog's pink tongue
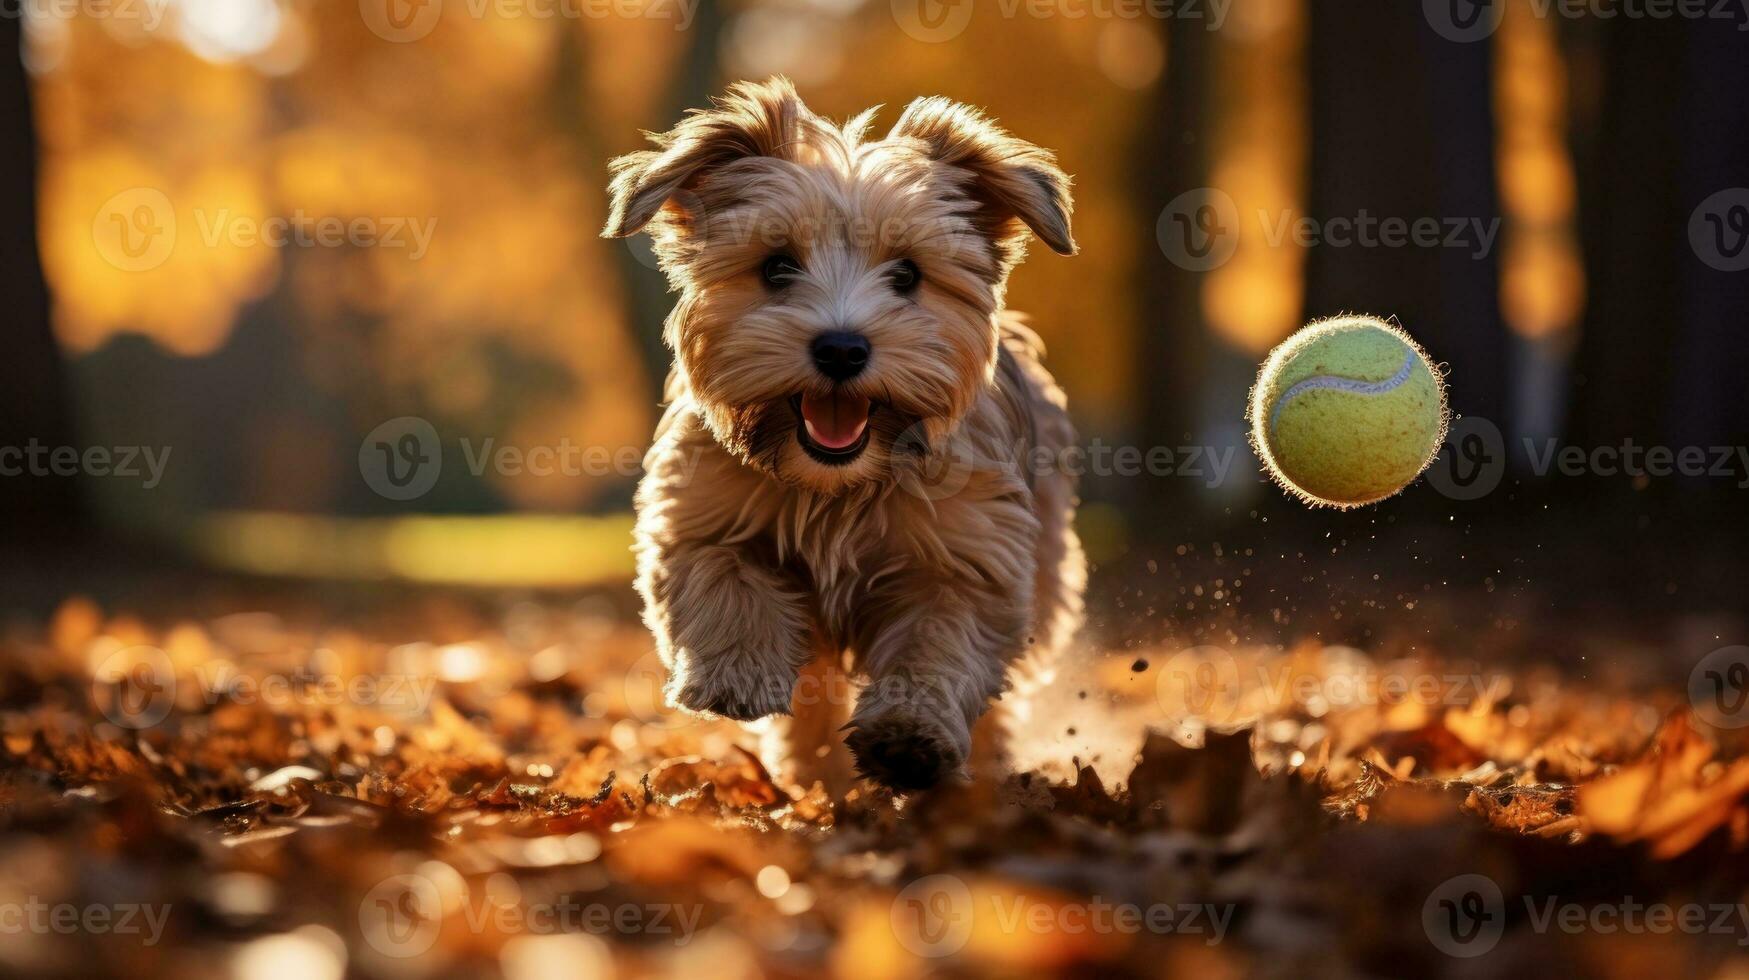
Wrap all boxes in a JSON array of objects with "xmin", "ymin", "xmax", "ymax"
[{"xmin": 801, "ymin": 392, "xmax": 871, "ymax": 449}]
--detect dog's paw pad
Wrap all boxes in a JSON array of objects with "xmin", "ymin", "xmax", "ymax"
[{"xmin": 845, "ymin": 717, "xmax": 962, "ymax": 792}]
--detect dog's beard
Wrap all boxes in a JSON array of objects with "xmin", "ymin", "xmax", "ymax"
[{"xmin": 693, "ymin": 325, "xmax": 989, "ymax": 495}]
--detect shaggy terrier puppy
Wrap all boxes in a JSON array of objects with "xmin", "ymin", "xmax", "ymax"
[{"xmin": 603, "ymin": 78, "xmax": 1085, "ymax": 792}]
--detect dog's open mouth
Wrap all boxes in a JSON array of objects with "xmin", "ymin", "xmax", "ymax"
[{"xmin": 793, "ymin": 392, "xmax": 873, "ymax": 465}]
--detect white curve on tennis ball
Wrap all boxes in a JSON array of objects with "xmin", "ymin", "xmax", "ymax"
[{"xmin": 1268, "ymin": 347, "xmax": 1419, "ymax": 435}]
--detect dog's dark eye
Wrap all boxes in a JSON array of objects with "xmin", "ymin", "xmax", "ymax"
[
  {"xmin": 889, "ymin": 259, "xmax": 921, "ymax": 294},
  {"xmin": 762, "ymin": 253, "xmax": 802, "ymax": 287}
]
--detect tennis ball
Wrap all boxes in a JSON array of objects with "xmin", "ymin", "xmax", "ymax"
[{"xmin": 1247, "ymin": 315, "xmax": 1448, "ymax": 508}]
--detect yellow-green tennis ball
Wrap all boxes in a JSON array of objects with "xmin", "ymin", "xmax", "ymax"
[{"xmin": 1248, "ymin": 315, "xmax": 1449, "ymax": 508}]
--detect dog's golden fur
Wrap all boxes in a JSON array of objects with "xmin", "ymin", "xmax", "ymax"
[{"xmin": 603, "ymin": 78, "xmax": 1085, "ymax": 792}]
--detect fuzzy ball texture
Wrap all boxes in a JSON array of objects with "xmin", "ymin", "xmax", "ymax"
[{"xmin": 1248, "ymin": 315, "xmax": 1449, "ymax": 508}]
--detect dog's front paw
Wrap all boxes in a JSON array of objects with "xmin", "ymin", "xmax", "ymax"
[
  {"xmin": 667, "ymin": 662, "xmax": 795, "ymax": 722},
  {"xmin": 844, "ymin": 710, "xmax": 967, "ymax": 792}
]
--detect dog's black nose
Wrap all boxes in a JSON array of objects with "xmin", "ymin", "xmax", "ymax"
[{"xmin": 811, "ymin": 331, "xmax": 870, "ymax": 381}]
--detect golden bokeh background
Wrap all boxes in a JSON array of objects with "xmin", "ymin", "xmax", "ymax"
[{"xmin": 22, "ymin": 0, "xmax": 1586, "ymax": 583}]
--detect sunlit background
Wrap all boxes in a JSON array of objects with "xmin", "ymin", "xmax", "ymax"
[
  {"xmin": 5, "ymin": 7, "xmax": 1749, "ymax": 979},
  {"xmin": 9, "ymin": 0, "xmax": 1743, "ymax": 593}
]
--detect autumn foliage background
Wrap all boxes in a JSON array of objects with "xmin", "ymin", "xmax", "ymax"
[{"xmin": 2, "ymin": 1, "xmax": 1749, "ymax": 978}]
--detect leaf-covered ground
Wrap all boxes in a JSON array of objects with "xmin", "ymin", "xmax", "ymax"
[{"xmin": 3, "ymin": 588, "xmax": 1749, "ymax": 979}]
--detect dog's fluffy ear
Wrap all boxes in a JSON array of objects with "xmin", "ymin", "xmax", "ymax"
[
  {"xmin": 602, "ymin": 77, "xmax": 809, "ymax": 238},
  {"xmin": 889, "ymin": 97, "xmax": 1076, "ymax": 256}
]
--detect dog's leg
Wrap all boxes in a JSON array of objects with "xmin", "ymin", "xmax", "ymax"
[
  {"xmin": 642, "ymin": 544, "xmax": 813, "ymax": 721},
  {"xmin": 843, "ymin": 586, "xmax": 1022, "ymax": 791},
  {"xmin": 757, "ymin": 649, "xmax": 854, "ymax": 796}
]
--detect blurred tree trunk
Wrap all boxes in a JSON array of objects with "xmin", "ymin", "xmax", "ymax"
[
  {"xmin": 1565, "ymin": 18, "xmax": 1686, "ymax": 454},
  {"xmin": 0, "ymin": 19, "xmax": 83, "ymax": 536},
  {"xmin": 1567, "ymin": 16, "xmax": 1749, "ymax": 475},
  {"xmin": 616, "ymin": 10, "xmax": 722, "ymax": 392},
  {"xmin": 1304, "ymin": 0, "xmax": 1507, "ymax": 432},
  {"xmin": 554, "ymin": 9, "xmax": 724, "ymax": 400},
  {"xmin": 1131, "ymin": 19, "xmax": 1218, "ymax": 512},
  {"xmin": 1672, "ymin": 17, "xmax": 1749, "ymax": 453}
]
